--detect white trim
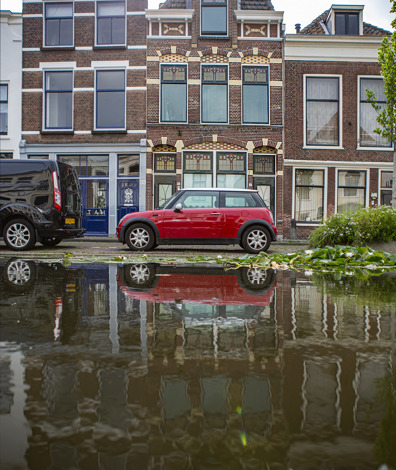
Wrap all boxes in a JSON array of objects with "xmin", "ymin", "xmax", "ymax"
[
  {"xmin": 22, "ymin": 131, "xmax": 40, "ymax": 135},
  {"xmin": 127, "ymin": 45, "xmax": 147, "ymax": 49},
  {"xmin": 23, "ymin": 14, "xmax": 42, "ymax": 18},
  {"xmin": 23, "ymin": 64, "xmax": 145, "ymax": 72},
  {"xmin": 234, "ymin": 10, "xmax": 283, "ymax": 22},
  {"xmin": 74, "ymin": 13, "xmax": 94, "ymax": 17},
  {"xmin": 303, "ymin": 73, "xmax": 343, "ymax": 149},
  {"xmin": 74, "ymin": 88, "xmax": 94, "ymax": 92},
  {"xmin": 335, "ymin": 167, "xmax": 369, "ymax": 213},
  {"xmin": 74, "ymin": 131, "xmax": 92, "ymax": 135},
  {"xmin": 145, "ymin": 9, "xmax": 194, "ymax": 21},
  {"xmin": 127, "ymin": 130, "xmax": 147, "ymax": 134},
  {"xmin": 91, "ymin": 60, "xmax": 129, "ymax": 69},
  {"xmin": 292, "ymin": 167, "xmax": 328, "ymax": 223},
  {"xmin": 126, "ymin": 11, "xmax": 145, "ymax": 16},
  {"xmin": 357, "ymin": 146, "xmax": 394, "ymax": 151},
  {"xmin": 22, "ymin": 48, "xmax": 41, "ymax": 52},
  {"xmin": 148, "ymin": 36, "xmax": 192, "ymax": 40},
  {"xmin": 75, "ymin": 46, "xmax": 93, "ymax": 51},
  {"xmin": 284, "ymin": 159, "xmax": 393, "ymax": 169},
  {"xmin": 126, "ymin": 87, "xmax": 147, "ymax": 91},
  {"xmin": 40, "ymin": 61, "xmax": 77, "ymax": 70},
  {"xmin": 22, "ymin": 89, "xmax": 42, "ymax": 92}
]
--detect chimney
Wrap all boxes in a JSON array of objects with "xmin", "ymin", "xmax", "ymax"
[{"xmin": 295, "ymin": 23, "xmax": 301, "ymax": 33}]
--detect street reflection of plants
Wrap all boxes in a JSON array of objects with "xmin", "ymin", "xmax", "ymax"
[{"xmin": 374, "ymin": 373, "xmax": 396, "ymax": 469}]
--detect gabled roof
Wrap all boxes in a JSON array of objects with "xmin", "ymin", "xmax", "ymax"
[
  {"xmin": 159, "ymin": 0, "xmax": 274, "ymax": 9},
  {"xmin": 299, "ymin": 9, "xmax": 391, "ymax": 36}
]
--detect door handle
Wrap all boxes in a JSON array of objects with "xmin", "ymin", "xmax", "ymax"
[{"xmin": 210, "ymin": 212, "xmax": 221, "ymax": 215}]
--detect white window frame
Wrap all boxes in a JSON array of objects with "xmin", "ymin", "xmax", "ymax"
[
  {"xmin": 0, "ymin": 82, "xmax": 9, "ymax": 136},
  {"xmin": 378, "ymin": 169, "xmax": 393, "ymax": 206},
  {"xmin": 95, "ymin": 0, "xmax": 127, "ymax": 47},
  {"xmin": 292, "ymin": 167, "xmax": 327, "ymax": 225},
  {"xmin": 43, "ymin": 1, "xmax": 74, "ymax": 48},
  {"xmin": 94, "ymin": 67, "xmax": 126, "ymax": 131},
  {"xmin": 335, "ymin": 168, "xmax": 368, "ymax": 214},
  {"xmin": 357, "ymin": 75, "xmax": 393, "ymax": 151},
  {"xmin": 200, "ymin": 64, "xmax": 229, "ymax": 125},
  {"xmin": 303, "ymin": 74, "xmax": 343, "ymax": 150},
  {"xmin": 160, "ymin": 63, "xmax": 188, "ymax": 124},
  {"xmin": 42, "ymin": 69, "xmax": 74, "ymax": 132}
]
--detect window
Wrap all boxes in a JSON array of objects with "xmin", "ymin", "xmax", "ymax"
[
  {"xmin": 95, "ymin": 70, "xmax": 125, "ymax": 129},
  {"xmin": 224, "ymin": 192, "xmax": 258, "ymax": 208},
  {"xmin": 217, "ymin": 152, "xmax": 246, "ymax": 188},
  {"xmin": 0, "ymin": 153, "xmax": 13, "ymax": 159},
  {"xmin": 380, "ymin": 171, "xmax": 392, "ymax": 206},
  {"xmin": 96, "ymin": 1, "xmax": 125, "ymax": 46},
  {"xmin": 58, "ymin": 155, "xmax": 109, "ymax": 176},
  {"xmin": 242, "ymin": 66, "xmax": 269, "ymax": 124},
  {"xmin": 173, "ymin": 190, "xmax": 219, "ymax": 209},
  {"xmin": 154, "ymin": 153, "xmax": 176, "ymax": 172},
  {"xmin": 44, "ymin": 2, "xmax": 73, "ymax": 47},
  {"xmin": 161, "ymin": 65, "xmax": 187, "ymax": 123},
  {"xmin": 337, "ymin": 170, "xmax": 366, "ymax": 213},
  {"xmin": 202, "ymin": 65, "xmax": 228, "ymax": 123},
  {"xmin": 295, "ymin": 169, "xmax": 324, "ymax": 223},
  {"xmin": 0, "ymin": 84, "xmax": 8, "ymax": 135},
  {"xmin": 44, "ymin": 71, "xmax": 73, "ymax": 130},
  {"xmin": 306, "ymin": 77, "xmax": 340, "ymax": 147},
  {"xmin": 118, "ymin": 155, "xmax": 139, "ymax": 176},
  {"xmin": 253, "ymin": 155, "xmax": 275, "ymax": 175},
  {"xmin": 359, "ymin": 78, "xmax": 391, "ymax": 148},
  {"xmin": 183, "ymin": 152, "xmax": 213, "ymax": 187},
  {"xmin": 201, "ymin": 0, "xmax": 227, "ymax": 35},
  {"xmin": 335, "ymin": 12, "xmax": 359, "ymax": 35}
]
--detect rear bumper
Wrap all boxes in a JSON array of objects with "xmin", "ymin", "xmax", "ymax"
[{"xmin": 37, "ymin": 224, "xmax": 85, "ymax": 239}]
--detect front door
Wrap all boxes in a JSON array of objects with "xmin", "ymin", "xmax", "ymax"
[
  {"xmin": 154, "ymin": 175, "xmax": 176, "ymax": 209},
  {"xmin": 118, "ymin": 180, "xmax": 139, "ymax": 222},
  {"xmin": 254, "ymin": 177, "xmax": 275, "ymax": 216},
  {"xmin": 81, "ymin": 180, "xmax": 108, "ymax": 235}
]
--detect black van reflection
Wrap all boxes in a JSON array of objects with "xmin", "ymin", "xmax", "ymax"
[
  {"xmin": 0, "ymin": 258, "xmax": 82, "ymax": 343},
  {"xmin": 118, "ymin": 264, "xmax": 276, "ymax": 316}
]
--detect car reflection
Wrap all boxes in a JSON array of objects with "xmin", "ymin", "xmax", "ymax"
[{"xmin": 117, "ymin": 264, "xmax": 276, "ymax": 319}]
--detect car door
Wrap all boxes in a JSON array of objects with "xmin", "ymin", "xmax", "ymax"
[
  {"xmin": 163, "ymin": 190, "xmax": 223, "ymax": 239},
  {"xmin": 221, "ymin": 191, "xmax": 260, "ymax": 237}
]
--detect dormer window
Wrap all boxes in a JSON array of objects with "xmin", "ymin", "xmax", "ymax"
[
  {"xmin": 201, "ymin": 0, "xmax": 227, "ymax": 36},
  {"xmin": 335, "ymin": 12, "xmax": 359, "ymax": 35}
]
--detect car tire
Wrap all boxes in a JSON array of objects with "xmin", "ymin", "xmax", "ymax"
[
  {"xmin": 242, "ymin": 225, "xmax": 271, "ymax": 254},
  {"xmin": 239, "ymin": 267, "xmax": 276, "ymax": 293},
  {"xmin": 40, "ymin": 237, "xmax": 62, "ymax": 247},
  {"xmin": 4, "ymin": 218, "xmax": 36, "ymax": 251},
  {"xmin": 119, "ymin": 263, "xmax": 157, "ymax": 289},
  {"xmin": 125, "ymin": 223, "xmax": 156, "ymax": 251},
  {"xmin": 2, "ymin": 259, "xmax": 36, "ymax": 292}
]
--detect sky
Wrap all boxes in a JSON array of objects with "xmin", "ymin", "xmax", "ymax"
[{"xmin": 1, "ymin": 0, "xmax": 393, "ymax": 33}]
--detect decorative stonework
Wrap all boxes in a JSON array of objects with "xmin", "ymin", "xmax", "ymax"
[
  {"xmin": 242, "ymin": 55, "xmax": 270, "ymax": 64},
  {"xmin": 253, "ymin": 146, "xmax": 277, "ymax": 153},
  {"xmin": 152, "ymin": 144, "xmax": 177, "ymax": 152},
  {"xmin": 244, "ymin": 24, "xmax": 267, "ymax": 37},
  {"xmin": 201, "ymin": 54, "xmax": 229, "ymax": 63},
  {"xmin": 162, "ymin": 23, "xmax": 185, "ymax": 36},
  {"xmin": 184, "ymin": 142, "xmax": 245, "ymax": 150},
  {"xmin": 160, "ymin": 54, "xmax": 188, "ymax": 63}
]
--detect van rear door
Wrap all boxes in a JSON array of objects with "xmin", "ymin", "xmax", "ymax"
[{"xmin": 57, "ymin": 162, "xmax": 83, "ymax": 228}]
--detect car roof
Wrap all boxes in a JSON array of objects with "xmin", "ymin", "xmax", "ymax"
[{"xmin": 180, "ymin": 188, "xmax": 258, "ymax": 192}]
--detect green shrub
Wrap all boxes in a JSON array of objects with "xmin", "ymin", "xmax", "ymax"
[{"xmin": 309, "ymin": 206, "xmax": 396, "ymax": 248}]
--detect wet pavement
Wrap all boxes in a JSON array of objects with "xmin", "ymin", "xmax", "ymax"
[
  {"xmin": 0, "ymin": 237, "xmax": 308, "ymax": 260},
  {"xmin": 0, "ymin": 259, "xmax": 395, "ymax": 469}
]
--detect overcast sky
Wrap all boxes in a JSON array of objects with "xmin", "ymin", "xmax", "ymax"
[{"xmin": 2, "ymin": 0, "xmax": 393, "ymax": 33}]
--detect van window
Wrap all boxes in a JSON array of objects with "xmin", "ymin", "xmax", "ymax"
[{"xmin": 58, "ymin": 162, "xmax": 81, "ymax": 213}]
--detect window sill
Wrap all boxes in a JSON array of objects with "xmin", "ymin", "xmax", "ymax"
[
  {"xmin": 93, "ymin": 45, "xmax": 127, "ymax": 50},
  {"xmin": 41, "ymin": 46, "xmax": 75, "ymax": 51},
  {"xmin": 93, "ymin": 129, "xmax": 127, "ymax": 134},
  {"xmin": 303, "ymin": 146, "xmax": 344, "ymax": 150},
  {"xmin": 41, "ymin": 130, "xmax": 74, "ymax": 135},
  {"xmin": 199, "ymin": 35, "xmax": 229, "ymax": 40},
  {"xmin": 356, "ymin": 146, "xmax": 394, "ymax": 151}
]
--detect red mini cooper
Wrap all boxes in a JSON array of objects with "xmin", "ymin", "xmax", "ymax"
[{"xmin": 117, "ymin": 188, "xmax": 277, "ymax": 254}]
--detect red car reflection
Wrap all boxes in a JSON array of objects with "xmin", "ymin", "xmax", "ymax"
[{"xmin": 117, "ymin": 264, "xmax": 276, "ymax": 307}]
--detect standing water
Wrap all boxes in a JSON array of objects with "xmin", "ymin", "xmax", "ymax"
[{"xmin": 0, "ymin": 259, "xmax": 395, "ymax": 470}]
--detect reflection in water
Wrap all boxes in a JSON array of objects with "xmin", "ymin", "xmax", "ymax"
[{"xmin": 0, "ymin": 259, "xmax": 395, "ymax": 470}]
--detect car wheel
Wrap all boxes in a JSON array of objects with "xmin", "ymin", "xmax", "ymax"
[
  {"xmin": 40, "ymin": 237, "xmax": 62, "ymax": 247},
  {"xmin": 2, "ymin": 259, "xmax": 36, "ymax": 292},
  {"xmin": 242, "ymin": 225, "xmax": 271, "ymax": 254},
  {"xmin": 120, "ymin": 263, "xmax": 157, "ymax": 289},
  {"xmin": 4, "ymin": 219, "xmax": 36, "ymax": 251},
  {"xmin": 239, "ymin": 267, "xmax": 276, "ymax": 293},
  {"xmin": 125, "ymin": 224, "xmax": 155, "ymax": 251}
]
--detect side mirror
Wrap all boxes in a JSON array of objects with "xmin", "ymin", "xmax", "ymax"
[{"xmin": 174, "ymin": 203, "xmax": 183, "ymax": 213}]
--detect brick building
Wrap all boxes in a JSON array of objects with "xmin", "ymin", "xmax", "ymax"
[
  {"xmin": 144, "ymin": 0, "xmax": 285, "ymax": 233},
  {"xmin": 21, "ymin": 0, "xmax": 147, "ymax": 236},
  {"xmin": 283, "ymin": 5, "xmax": 392, "ymax": 239}
]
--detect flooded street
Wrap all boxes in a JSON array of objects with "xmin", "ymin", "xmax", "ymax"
[{"xmin": 0, "ymin": 259, "xmax": 395, "ymax": 470}]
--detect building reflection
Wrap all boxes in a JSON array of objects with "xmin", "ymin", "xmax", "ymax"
[{"xmin": 0, "ymin": 261, "xmax": 394, "ymax": 469}]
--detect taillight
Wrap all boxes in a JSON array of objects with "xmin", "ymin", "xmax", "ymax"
[{"xmin": 52, "ymin": 171, "xmax": 62, "ymax": 212}]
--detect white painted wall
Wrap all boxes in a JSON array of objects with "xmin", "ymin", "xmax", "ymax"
[{"xmin": 0, "ymin": 11, "xmax": 22, "ymax": 158}]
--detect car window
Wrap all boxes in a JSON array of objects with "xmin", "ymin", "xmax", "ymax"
[
  {"xmin": 224, "ymin": 193, "xmax": 258, "ymax": 208},
  {"xmin": 173, "ymin": 191, "xmax": 219, "ymax": 209}
]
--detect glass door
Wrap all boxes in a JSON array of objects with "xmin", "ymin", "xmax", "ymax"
[{"xmin": 81, "ymin": 180, "xmax": 108, "ymax": 235}]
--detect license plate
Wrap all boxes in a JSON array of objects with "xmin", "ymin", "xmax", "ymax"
[{"xmin": 65, "ymin": 218, "xmax": 75, "ymax": 224}]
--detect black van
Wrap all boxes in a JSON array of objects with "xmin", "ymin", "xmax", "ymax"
[{"xmin": 0, "ymin": 159, "xmax": 85, "ymax": 250}]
